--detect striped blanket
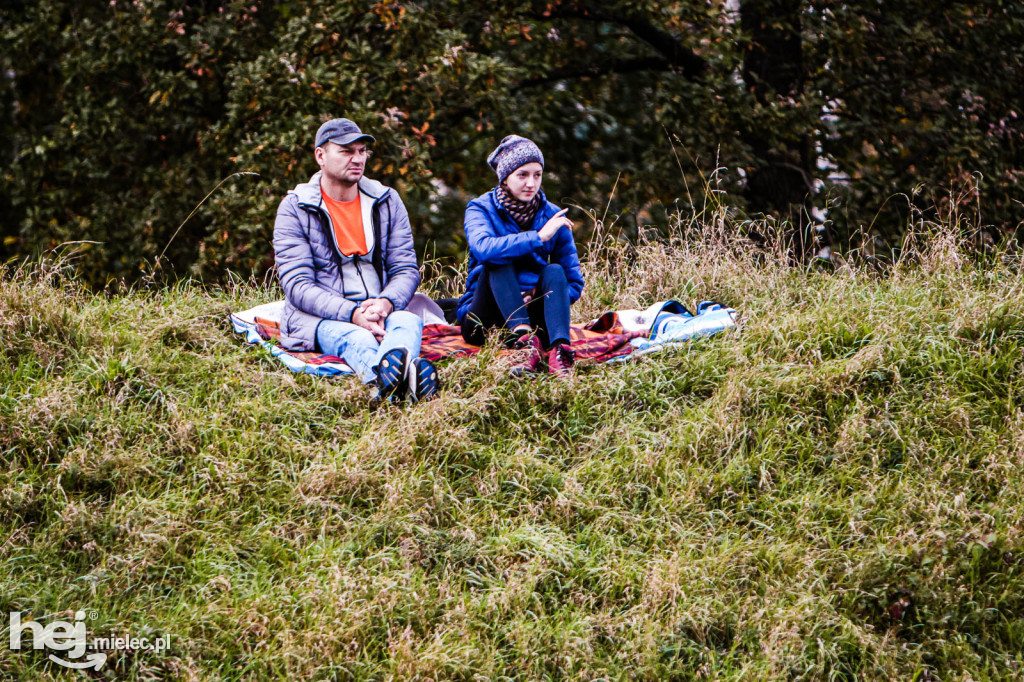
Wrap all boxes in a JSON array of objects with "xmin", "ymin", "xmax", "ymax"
[{"xmin": 230, "ymin": 298, "xmax": 737, "ymax": 376}]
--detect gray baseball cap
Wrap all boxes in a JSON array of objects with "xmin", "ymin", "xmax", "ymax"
[{"xmin": 314, "ymin": 118, "xmax": 375, "ymax": 149}]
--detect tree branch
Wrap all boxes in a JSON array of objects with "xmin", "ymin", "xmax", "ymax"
[
  {"xmin": 587, "ymin": 4, "xmax": 707, "ymax": 80},
  {"xmin": 516, "ymin": 56, "xmax": 672, "ymax": 90},
  {"xmin": 524, "ymin": 2, "xmax": 708, "ymax": 81}
]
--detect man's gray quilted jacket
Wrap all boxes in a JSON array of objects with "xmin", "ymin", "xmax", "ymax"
[{"xmin": 273, "ymin": 171, "xmax": 420, "ymax": 351}]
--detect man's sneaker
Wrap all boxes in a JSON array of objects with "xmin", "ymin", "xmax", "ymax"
[
  {"xmin": 406, "ymin": 356, "xmax": 440, "ymax": 404},
  {"xmin": 509, "ymin": 334, "xmax": 544, "ymax": 377},
  {"xmin": 547, "ymin": 342, "xmax": 576, "ymax": 377},
  {"xmin": 370, "ymin": 347, "xmax": 409, "ymax": 404}
]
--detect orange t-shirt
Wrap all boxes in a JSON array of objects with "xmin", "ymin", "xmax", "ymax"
[{"xmin": 321, "ymin": 189, "xmax": 368, "ymax": 256}]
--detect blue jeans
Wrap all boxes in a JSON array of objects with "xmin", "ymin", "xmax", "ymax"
[
  {"xmin": 461, "ymin": 263, "xmax": 571, "ymax": 350},
  {"xmin": 315, "ymin": 310, "xmax": 423, "ymax": 384}
]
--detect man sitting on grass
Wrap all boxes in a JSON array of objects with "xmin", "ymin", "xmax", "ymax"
[{"xmin": 272, "ymin": 117, "xmax": 439, "ymax": 404}]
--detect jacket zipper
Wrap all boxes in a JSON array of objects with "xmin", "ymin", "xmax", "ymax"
[
  {"xmin": 307, "ymin": 199, "xmax": 366, "ymax": 300},
  {"xmin": 372, "ymin": 201, "xmax": 385, "ymax": 286},
  {"xmin": 306, "ymin": 191, "xmax": 388, "ymax": 300}
]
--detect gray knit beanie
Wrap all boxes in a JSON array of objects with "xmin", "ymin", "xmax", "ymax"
[{"xmin": 487, "ymin": 135, "xmax": 545, "ymax": 183}]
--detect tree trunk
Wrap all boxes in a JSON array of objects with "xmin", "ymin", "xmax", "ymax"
[{"xmin": 739, "ymin": 0, "xmax": 822, "ymax": 260}]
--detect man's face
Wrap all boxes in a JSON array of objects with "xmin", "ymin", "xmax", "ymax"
[{"xmin": 316, "ymin": 141, "xmax": 372, "ymax": 185}]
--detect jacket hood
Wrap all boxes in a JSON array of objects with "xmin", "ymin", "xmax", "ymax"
[{"xmin": 290, "ymin": 171, "xmax": 392, "ymax": 206}]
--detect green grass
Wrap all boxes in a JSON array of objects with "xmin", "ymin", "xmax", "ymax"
[{"xmin": 2, "ymin": 220, "xmax": 1024, "ymax": 680}]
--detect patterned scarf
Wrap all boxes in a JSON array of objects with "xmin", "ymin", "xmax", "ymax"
[{"xmin": 495, "ymin": 185, "xmax": 542, "ymax": 229}]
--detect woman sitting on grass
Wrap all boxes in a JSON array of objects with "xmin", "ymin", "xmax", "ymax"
[{"xmin": 456, "ymin": 135, "xmax": 584, "ymax": 376}]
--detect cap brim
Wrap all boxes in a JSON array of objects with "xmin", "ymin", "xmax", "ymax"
[{"xmin": 327, "ymin": 132, "xmax": 376, "ymax": 146}]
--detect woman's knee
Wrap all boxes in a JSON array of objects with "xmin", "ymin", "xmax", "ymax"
[
  {"xmin": 483, "ymin": 263, "xmax": 519, "ymax": 288},
  {"xmin": 483, "ymin": 263, "xmax": 517, "ymax": 276},
  {"xmin": 540, "ymin": 263, "xmax": 567, "ymax": 285}
]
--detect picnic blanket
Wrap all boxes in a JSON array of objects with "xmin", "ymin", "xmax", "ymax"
[{"xmin": 230, "ymin": 296, "xmax": 738, "ymax": 376}]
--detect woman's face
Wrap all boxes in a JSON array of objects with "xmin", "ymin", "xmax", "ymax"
[{"xmin": 504, "ymin": 162, "xmax": 543, "ymax": 202}]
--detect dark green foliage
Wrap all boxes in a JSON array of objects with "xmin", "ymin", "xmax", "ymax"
[
  {"xmin": 2, "ymin": 0, "xmax": 1023, "ymax": 286},
  {"xmin": 812, "ymin": 1, "xmax": 1024, "ymax": 247}
]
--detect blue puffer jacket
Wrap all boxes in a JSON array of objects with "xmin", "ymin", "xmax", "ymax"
[
  {"xmin": 273, "ymin": 172, "xmax": 420, "ymax": 351},
  {"xmin": 456, "ymin": 188, "xmax": 584, "ymax": 323}
]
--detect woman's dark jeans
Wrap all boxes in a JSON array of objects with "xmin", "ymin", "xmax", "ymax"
[{"xmin": 461, "ymin": 263, "xmax": 571, "ymax": 350}]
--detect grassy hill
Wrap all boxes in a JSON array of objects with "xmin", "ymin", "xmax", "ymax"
[{"xmin": 2, "ymin": 220, "xmax": 1023, "ymax": 680}]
